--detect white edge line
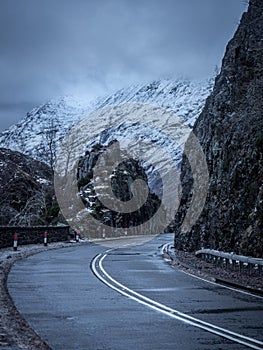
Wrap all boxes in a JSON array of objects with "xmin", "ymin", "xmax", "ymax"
[
  {"xmin": 98, "ymin": 254, "xmax": 263, "ymax": 346},
  {"xmin": 91, "ymin": 253, "xmax": 263, "ymax": 350},
  {"xmin": 162, "ymin": 243, "xmax": 263, "ymax": 300}
]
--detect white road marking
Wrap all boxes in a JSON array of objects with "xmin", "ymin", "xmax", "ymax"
[
  {"xmin": 162, "ymin": 243, "xmax": 263, "ymax": 300},
  {"xmin": 91, "ymin": 253, "xmax": 263, "ymax": 350}
]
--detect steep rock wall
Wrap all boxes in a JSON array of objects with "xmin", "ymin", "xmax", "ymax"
[{"xmin": 174, "ymin": 0, "xmax": 263, "ymax": 257}]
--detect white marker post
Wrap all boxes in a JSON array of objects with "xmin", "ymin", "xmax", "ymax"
[
  {"xmin": 75, "ymin": 230, "xmax": 80, "ymax": 242},
  {"xmin": 44, "ymin": 231, "xmax": 48, "ymax": 246},
  {"xmin": 102, "ymin": 228, "xmax": 106, "ymax": 239},
  {"xmin": 13, "ymin": 234, "xmax": 18, "ymax": 251}
]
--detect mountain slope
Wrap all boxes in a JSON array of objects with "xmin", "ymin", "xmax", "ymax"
[
  {"xmin": 0, "ymin": 78, "xmax": 213, "ymax": 167},
  {"xmin": 0, "ymin": 148, "xmax": 58, "ymax": 226},
  {"xmin": 173, "ymin": 0, "xmax": 263, "ymax": 257}
]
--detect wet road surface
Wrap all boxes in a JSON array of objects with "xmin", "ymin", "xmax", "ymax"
[{"xmin": 8, "ymin": 234, "xmax": 263, "ymax": 350}]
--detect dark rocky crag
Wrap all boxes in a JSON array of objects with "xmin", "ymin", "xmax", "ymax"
[
  {"xmin": 174, "ymin": 0, "xmax": 263, "ymax": 257},
  {"xmin": 77, "ymin": 141, "xmax": 162, "ymax": 235},
  {"xmin": 0, "ymin": 148, "xmax": 59, "ymax": 226}
]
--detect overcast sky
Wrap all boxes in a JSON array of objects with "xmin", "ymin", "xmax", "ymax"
[{"xmin": 0, "ymin": 0, "xmax": 247, "ymax": 131}]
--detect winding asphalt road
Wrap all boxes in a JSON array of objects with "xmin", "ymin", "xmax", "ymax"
[{"xmin": 7, "ymin": 234, "xmax": 263, "ymax": 350}]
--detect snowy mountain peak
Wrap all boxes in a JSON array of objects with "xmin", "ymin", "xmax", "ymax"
[{"xmin": 0, "ymin": 77, "xmax": 213, "ymax": 167}]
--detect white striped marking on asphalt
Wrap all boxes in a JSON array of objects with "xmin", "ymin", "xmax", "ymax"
[
  {"xmin": 91, "ymin": 253, "xmax": 263, "ymax": 350},
  {"xmin": 162, "ymin": 243, "xmax": 263, "ymax": 300}
]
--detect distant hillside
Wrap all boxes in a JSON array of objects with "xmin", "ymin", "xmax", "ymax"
[
  {"xmin": 0, "ymin": 148, "xmax": 58, "ymax": 226},
  {"xmin": 173, "ymin": 0, "xmax": 263, "ymax": 257},
  {"xmin": 0, "ymin": 78, "xmax": 213, "ymax": 168}
]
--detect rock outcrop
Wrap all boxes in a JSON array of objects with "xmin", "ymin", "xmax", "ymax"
[
  {"xmin": 173, "ymin": 0, "xmax": 263, "ymax": 257},
  {"xmin": 77, "ymin": 141, "xmax": 162, "ymax": 235}
]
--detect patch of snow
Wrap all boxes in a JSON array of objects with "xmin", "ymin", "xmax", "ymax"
[{"xmin": 36, "ymin": 177, "xmax": 50, "ymax": 185}]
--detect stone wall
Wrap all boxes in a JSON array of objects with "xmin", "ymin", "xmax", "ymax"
[{"xmin": 0, "ymin": 226, "xmax": 70, "ymax": 248}]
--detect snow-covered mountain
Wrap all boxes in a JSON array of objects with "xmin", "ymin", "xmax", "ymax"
[{"xmin": 0, "ymin": 78, "xmax": 213, "ymax": 166}]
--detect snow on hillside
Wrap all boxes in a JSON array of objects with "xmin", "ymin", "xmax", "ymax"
[{"xmin": 0, "ymin": 78, "xmax": 213, "ymax": 166}]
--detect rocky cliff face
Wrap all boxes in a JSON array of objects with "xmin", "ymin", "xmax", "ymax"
[
  {"xmin": 77, "ymin": 141, "xmax": 161, "ymax": 235},
  {"xmin": 0, "ymin": 148, "xmax": 58, "ymax": 226},
  {"xmin": 173, "ymin": 0, "xmax": 263, "ymax": 257}
]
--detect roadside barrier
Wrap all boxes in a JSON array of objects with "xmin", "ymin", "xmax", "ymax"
[
  {"xmin": 195, "ymin": 249, "xmax": 263, "ymax": 277},
  {"xmin": 0, "ymin": 226, "xmax": 70, "ymax": 249}
]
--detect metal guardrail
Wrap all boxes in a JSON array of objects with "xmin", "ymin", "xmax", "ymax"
[{"xmin": 195, "ymin": 249, "xmax": 263, "ymax": 276}]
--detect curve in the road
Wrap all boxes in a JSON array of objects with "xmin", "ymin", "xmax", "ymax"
[
  {"xmin": 161, "ymin": 243, "xmax": 263, "ymax": 300},
  {"xmin": 91, "ymin": 251, "xmax": 263, "ymax": 350}
]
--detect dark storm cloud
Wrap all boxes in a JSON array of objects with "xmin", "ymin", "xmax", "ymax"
[{"xmin": 0, "ymin": 0, "xmax": 247, "ymax": 131}]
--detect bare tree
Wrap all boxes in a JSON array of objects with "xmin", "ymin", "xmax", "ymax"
[
  {"xmin": 37, "ymin": 116, "xmax": 59, "ymax": 170},
  {"xmin": 9, "ymin": 189, "xmax": 45, "ymax": 226}
]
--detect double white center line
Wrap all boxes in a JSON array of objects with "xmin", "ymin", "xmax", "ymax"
[{"xmin": 91, "ymin": 253, "xmax": 263, "ymax": 350}]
